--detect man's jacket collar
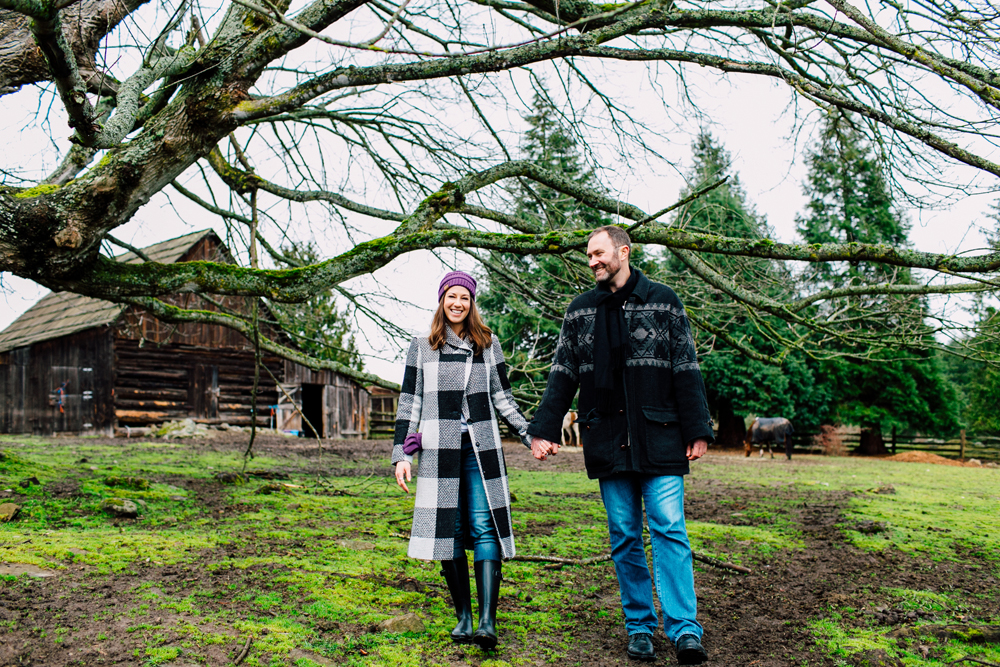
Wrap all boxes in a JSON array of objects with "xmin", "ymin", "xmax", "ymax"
[
  {"xmin": 594, "ymin": 268, "xmax": 650, "ymax": 303},
  {"xmin": 632, "ymin": 269, "xmax": 650, "ymax": 303}
]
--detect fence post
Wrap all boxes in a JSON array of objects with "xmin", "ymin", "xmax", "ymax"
[
  {"xmin": 960, "ymin": 429, "xmax": 966, "ymax": 460},
  {"xmin": 891, "ymin": 426, "xmax": 897, "ymax": 455}
]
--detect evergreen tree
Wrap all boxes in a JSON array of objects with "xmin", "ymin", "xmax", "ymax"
[
  {"xmin": 941, "ymin": 207, "xmax": 1000, "ymax": 433},
  {"xmin": 948, "ymin": 307, "xmax": 1000, "ymax": 433},
  {"xmin": 796, "ymin": 115, "xmax": 958, "ymax": 449},
  {"xmin": 798, "ymin": 120, "xmax": 908, "ymax": 246},
  {"xmin": 515, "ymin": 94, "xmax": 613, "ymax": 232},
  {"xmin": 267, "ymin": 242, "xmax": 364, "ymax": 372},
  {"xmin": 673, "ymin": 132, "xmax": 766, "ymax": 240},
  {"xmin": 797, "ymin": 116, "xmax": 910, "ymax": 285},
  {"xmin": 656, "ymin": 132, "xmax": 832, "ymax": 444},
  {"xmin": 477, "ymin": 93, "xmax": 623, "ymax": 406}
]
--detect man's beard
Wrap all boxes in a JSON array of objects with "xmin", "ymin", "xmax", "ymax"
[{"xmin": 593, "ymin": 256, "xmax": 621, "ymax": 284}]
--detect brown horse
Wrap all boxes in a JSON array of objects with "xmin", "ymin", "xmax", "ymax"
[{"xmin": 744, "ymin": 417, "xmax": 795, "ymax": 459}]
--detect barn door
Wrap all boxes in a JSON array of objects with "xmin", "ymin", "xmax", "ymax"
[
  {"xmin": 275, "ymin": 384, "xmax": 301, "ymax": 432},
  {"xmin": 191, "ymin": 364, "xmax": 219, "ymax": 419},
  {"xmin": 301, "ymin": 384, "xmax": 324, "ymax": 438},
  {"xmin": 324, "ymin": 384, "xmax": 338, "ymax": 439},
  {"xmin": 48, "ymin": 366, "xmax": 94, "ymax": 432},
  {"xmin": 339, "ymin": 385, "xmax": 364, "ymax": 436}
]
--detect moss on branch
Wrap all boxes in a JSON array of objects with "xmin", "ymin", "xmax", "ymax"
[
  {"xmin": 50, "ymin": 223, "xmax": 1000, "ymax": 304},
  {"xmin": 13, "ymin": 184, "xmax": 62, "ymax": 198}
]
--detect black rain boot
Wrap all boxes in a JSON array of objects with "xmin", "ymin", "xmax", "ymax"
[
  {"xmin": 473, "ymin": 560, "xmax": 502, "ymax": 650},
  {"xmin": 440, "ymin": 558, "xmax": 474, "ymax": 644}
]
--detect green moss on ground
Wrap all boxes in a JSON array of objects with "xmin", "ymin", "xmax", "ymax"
[
  {"xmin": 1, "ymin": 439, "xmax": 997, "ymax": 665},
  {"xmin": 694, "ymin": 455, "xmax": 1000, "ymax": 562}
]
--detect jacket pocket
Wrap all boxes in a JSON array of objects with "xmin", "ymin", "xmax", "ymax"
[
  {"xmin": 577, "ymin": 409, "xmax": 615, "ymax": 471},
  {"xmin": 641, "ymin": 405, "xmax": 684, "ymax": 466}
]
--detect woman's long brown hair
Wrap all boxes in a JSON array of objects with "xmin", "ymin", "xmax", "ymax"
[{"xmin": 429, "ymin": 291, "xmax": 493, "ymax": 355}]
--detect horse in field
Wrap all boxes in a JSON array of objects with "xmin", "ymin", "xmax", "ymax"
[
  {"xmin": 561, "ymin": 411, "xmax": 580, "ymax": 447},
  {"xmin": 745, "ymin": 417, "xmax": 795, "ymax": 459}
]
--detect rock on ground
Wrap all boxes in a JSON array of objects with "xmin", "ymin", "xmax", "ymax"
[
  {"xmin": 99, "ymin": 498, "xmax": 139, "ymax": 518},
  {"xmin": 377, "ymin": 613, "xmax": 425, "ymax": 633},
  {"xmin": 0, "ymin": 502, "xmax": 20, "ymax": 522},
  {"xmin": 152, "ymin": 419, "xmax": 217, "ymax": 439},
  {"xmin": 0, "ymin": 563, "xmax": 57, "ymax": 578}
]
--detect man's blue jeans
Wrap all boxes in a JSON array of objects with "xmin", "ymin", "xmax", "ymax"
[
  {"xmin": 599, "ymin": 473, "xmax": 702, "ymax": 642},
  {"xmin": 453, "ymin": 433, "xmax": 501, "ymax": 562}
]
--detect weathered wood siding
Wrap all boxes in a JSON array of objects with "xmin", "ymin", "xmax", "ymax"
[
  {"xmin": 0, "ymin": 234, "xmax": 370, "ymax": 435},
  {"xmin": 115, "ymin": 297, "xmax": 282, "ymax": 349},
  {"xmin": 0, "ymin": 319, "xmax": 369, "ymax": 435},
  {"xmin": 369, "ymin": 390, "xmax": 399, "ymax": 439},
  {"xmin": 113, "ymin": 336, "xmax": 282, "ymax": 427},
  {"xmin": 110, "ymin": 235, "xmax": 288, "ymax": 428},
  {"xmin": 281, "ymin": 361, "xmax": 370, "ymax": 438},
  {"xmin": 0, "ymin": 328, "xmax": 115, "ymax": 435}
]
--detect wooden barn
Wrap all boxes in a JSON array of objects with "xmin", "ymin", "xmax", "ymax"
[{"xmin": 0, "ymin": 229, "xmax": 369, "ymax": 438}]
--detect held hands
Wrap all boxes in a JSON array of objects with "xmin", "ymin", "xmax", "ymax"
[
  {"xmin": 687, "ymin": 438, "xmax": 709, "ymax": 461},
  {"xmin": 395, "ymin": 461, "xmax": 412, "ymax": 493},
  {"xmin": 531, "ymin": 437, "xmax": 559, "ymax": 461}
]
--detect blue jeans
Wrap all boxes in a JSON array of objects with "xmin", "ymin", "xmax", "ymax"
[
  {"xmin": 599, "ymin": 473, "xmax": 702, "ymax": 642},
  {"xmin": 453, "ymin": 433, "xmax": 501, "ymax": 562}
]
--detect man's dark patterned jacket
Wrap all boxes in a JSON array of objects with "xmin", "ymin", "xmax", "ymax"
[{"xmin": 528, "ymin": 270, "xmax": 714, "ymax": 479}]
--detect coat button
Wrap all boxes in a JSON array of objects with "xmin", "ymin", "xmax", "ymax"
[
  {"xmin": 618, "ymin": 409, "xmax": 624, "ymax": 414},
  {"xmin": 620, "ymin": 444, "xmax": 627, "ymax": 450}
]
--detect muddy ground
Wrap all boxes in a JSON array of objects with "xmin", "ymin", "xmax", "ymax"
[{"xmin": 1, "ymin": 436, "xmax": 997, "ymax": 666}]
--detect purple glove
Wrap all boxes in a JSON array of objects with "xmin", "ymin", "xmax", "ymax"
[{"xmin": 402, "ymin": 433, "xmax": 422, "ymax": 455}]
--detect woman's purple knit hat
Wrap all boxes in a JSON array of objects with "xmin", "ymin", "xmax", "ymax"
[{"xmin": 438, "ymin": 271, "xmax": 477, "ymax": 301}]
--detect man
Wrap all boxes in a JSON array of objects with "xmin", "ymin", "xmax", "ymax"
[{"xmin": 528, "ymin": 226, "xmax": 712, "ymax": 664}]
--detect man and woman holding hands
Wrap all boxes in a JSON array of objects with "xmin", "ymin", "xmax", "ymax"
[{"xmin": 392, "ymin": 226, "xmax": 711, "ymax": 664}]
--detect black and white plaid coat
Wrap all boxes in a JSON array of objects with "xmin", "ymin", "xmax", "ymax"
[{"xmin": 392, "ymin": 327, "xmax": 531, "ymax": 561}]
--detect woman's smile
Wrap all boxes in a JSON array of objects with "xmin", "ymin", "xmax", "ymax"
[{"xmin": 443, "ymin": 286, "xmax": 471, "ymax": 327}]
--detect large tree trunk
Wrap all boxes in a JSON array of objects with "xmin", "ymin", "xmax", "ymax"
[
  {"xmin": 856, "ymin": 427, "xmax": 888, "ymax": 456},
  {"xmin": 714, "ymin": 402, "xmax": 745, "ymax": 449},
  {"xmin": 0, "ymin": 0, "xmax": 147, "ymax": 96}
]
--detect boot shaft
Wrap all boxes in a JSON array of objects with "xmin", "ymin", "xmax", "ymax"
[
  {"xmin": 473, "ymin": 560, "xmax": 502, "ymax": 649},
  {"xmin": 441, "ymin": 558, "xmax": 474, "ymax": 643}
]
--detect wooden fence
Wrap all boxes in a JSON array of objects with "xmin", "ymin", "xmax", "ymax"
[{"xmin": 787, "ymin": 429, "xmax": 1000, "ymax": 461}]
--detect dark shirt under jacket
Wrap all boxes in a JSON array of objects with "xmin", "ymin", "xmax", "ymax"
[{"xmin": 528, "ymin": 270, "xmax": 715, "ymax": 479}]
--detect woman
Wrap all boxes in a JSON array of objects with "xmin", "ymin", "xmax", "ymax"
[{"xmin": 392, "ymin": 271, "xmax": 532, "ymax": 650}]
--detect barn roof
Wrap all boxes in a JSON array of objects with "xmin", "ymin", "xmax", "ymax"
[{"xmin": 0, "ymin": 229, "xmax": 219, "ymax": 353}]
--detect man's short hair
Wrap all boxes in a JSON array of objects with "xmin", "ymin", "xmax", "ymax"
[{"xmin": 588, "ymin": 225, "xmax": 632, "ymax": 253}]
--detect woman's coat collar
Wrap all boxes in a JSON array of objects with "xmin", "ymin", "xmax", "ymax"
[{"xmin": 445, "ymin": 325, "xmax": 473, "ymax": 351}]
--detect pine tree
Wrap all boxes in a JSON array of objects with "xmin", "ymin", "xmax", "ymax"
[
  {"xmin": 953, "ymin": 307, "xmax": 1000, "ymax": 433},
  {"xmin": 797, "ymin": 116, "xmax": 910, "ymax": 285},
  {"xmin": 267, "ymin": 242, "xmax": 364, "ymax": 372},
  {"xmin": 657, "ymin": 132, "xmax": 832, "ymax": 444},
  {"xmin": 796, "ymin": 115, "xmax": 958, "ymax": 450},
  {"xmin": 477, "ymin": 92, "xmax": 616, "ymax": 406},
  {"xmin": 941, "ymin": 206, "xmax": 1000, "ymax": 433},
  {"xmin": 515, "ymin": 94, "xmax": 613, "ymax": 232},
  {"xmin": 675, "ymin": 132, "xmax": 766, "ymax": 239}
]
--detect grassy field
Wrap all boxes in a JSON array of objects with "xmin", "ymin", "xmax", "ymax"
[{"xmin": 0, "ymin": 435, "xmax": 997, "ymax": 666}]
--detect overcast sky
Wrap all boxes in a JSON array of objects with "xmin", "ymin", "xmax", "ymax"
[{"xmin": 1, "ymin": 25, "xmax": 996, "ymax": 385}]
